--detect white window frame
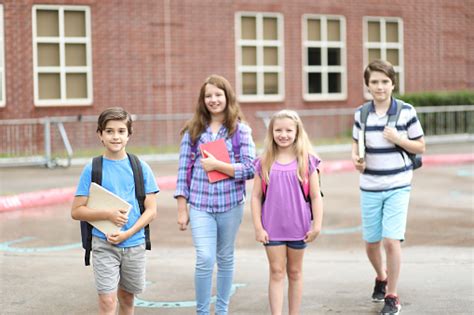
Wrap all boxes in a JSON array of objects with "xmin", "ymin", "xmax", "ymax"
[
  {"xmin": 0, "ymin": 5, "xmax": 5, "ymax": 107},
  {"xmin": 32, "ymin": 5, "xmax": 93, "ymax": 106},
  {"xmin": 235, "ymin": 12, "xmax": 284, "ymax": 103},
  {"xmin": 302, "ymin": 14, "xmax": 347, "ymax": 101},
  {"xmin": 363, "ymin": 16, "xmax": 404, "ymax": 98}
]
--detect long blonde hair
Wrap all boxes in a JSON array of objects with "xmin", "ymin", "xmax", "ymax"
[
  {"xmin": 180, "ymin": 74, "xmax": 245, "ymax": 143},
  {"xmin": 260, "ymin": 109, "xmax": 315, "ymax": 183}
]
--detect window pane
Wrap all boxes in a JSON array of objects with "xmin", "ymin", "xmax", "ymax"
[
  {"xmin": 38, "ymin": 73, "xmax": 60, "ymax": 99},
  {"xmin": 368, "ymin": 21, "xmax": 380, "ymax": 42},
  {"xmin": 368, "ymin": 48, "xmax": 381, "ymax": 62},
  {"xmin": 66, "ymin": 44, "xmax": 86, "ymax": 66},
  {"xmin": 308, "ymin": 48, "xmax": 321, "ymax": 66},
  {"xmin": 386, "ymin": 22, "xmax": 399, "ymax": 42},
  {"xmin": 65, "ymin": 11, "xmax": 85, "ymax": 37},
  {"xmin": 263, "ymin": 17, "xmax": 277, "ymax": 40},
  {"xmin": 264, "ymin": 47, "xmax": 278, "ymax": 65},
  {"xmin": 307, "ymin": 19, "xmax": 320, "ymax": 41},
  {"xmin": 327, "ymin": 19, "xmax": 340, "ymax": 41},
  {"xmin": 328, "ymin": 48, "xmax": 341, "ymax": 66},
  {"xmin": 387, "ymin": 49, "xmax": 399, "ymax": 66},
  {"xmin": 241, "ymin": 17, "xmax": 256, "ymax": 40},
  {"xmin": 264, "ymin": 73, "xmax": 278, "ymax": 94},
  {"xmin": 242, "ymin": 72, "xmax": 257, "ymax": 95},
  {"xmin": 308, "ymin": 73, "xmax": 321, "ymax": 94},
  {"xmin": 37, "ymin": 10, "xmax": 59, "ymax": 37},
  {"xmin": 328, "ymin": 73, "xmax": 341, "ymax": 93},
  {"xmin": 66, "ymin": 73, "xmax": 87, "ymax": 98},
  {"xmin": 38, "ymin": 43, "xmax": 60, "ymax": 66},
  {"xmin": 242, "ymin": 46, "xmax": 256, "ymax": 65}
]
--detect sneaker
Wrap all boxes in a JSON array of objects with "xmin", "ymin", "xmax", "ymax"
[
  {"xmin": 371, "ymin": 278, "xmax": 387, "ymax": 302},
  {"xmin": 380, "ymin": 294, "xmax": 401, "ymax": 315}
]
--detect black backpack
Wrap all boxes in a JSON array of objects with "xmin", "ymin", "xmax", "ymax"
[
  {"xmin": 80, "ymin": 153, "xmax": 149, "ymax": 266},
  {"xmin": 359, "ymin": 99, "xmax": 422, "ymax": 170}
]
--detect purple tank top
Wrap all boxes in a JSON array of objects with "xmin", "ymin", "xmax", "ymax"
[{"xmin": 255, "ymin": 155, "xmax": 320, "ymax": 240}]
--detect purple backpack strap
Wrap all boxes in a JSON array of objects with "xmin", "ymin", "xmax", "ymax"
[
  {"xmin": 186, "ymin": 140, "xmax": 199, "ymax": 187},
  {"xmin": 231, "ymin": 124, "xmax": 241, "ymax": 163}
]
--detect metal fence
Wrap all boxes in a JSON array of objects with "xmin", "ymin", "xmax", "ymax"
[
  {"xmin": 0, "ymin": 105, "xmax": 473, "ymax": 168},
  {"xmin": 256, "ymin": 105, "xmax": 474, "ymax": 143}
]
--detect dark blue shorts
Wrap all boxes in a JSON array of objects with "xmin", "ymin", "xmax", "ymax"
[{"xmin": 264, "ymin": 240, "xmax": 307, "ymax": 250}]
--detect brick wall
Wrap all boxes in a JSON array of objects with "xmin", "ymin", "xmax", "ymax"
[{"xmin": 0, "ymin": 0, "xmax": 472, "ymax": 154}]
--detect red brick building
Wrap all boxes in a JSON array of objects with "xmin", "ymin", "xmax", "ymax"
[{"xmin": 0, "ymin": 0, "xmax": 472, "ymax": 153}]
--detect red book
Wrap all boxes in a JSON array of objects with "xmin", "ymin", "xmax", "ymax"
[{"xmin": 199, "ymin": 139, "xmax": 231, "ymax": 183}]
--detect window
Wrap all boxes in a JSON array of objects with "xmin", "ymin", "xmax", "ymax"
[
  {"xmin": 236, "ymin": 12, "xmax": 284, "ymax": 102},
  {"xmin": 303, "ymin": 15, "xmax": 346, "ymax": 101},
  {"xmin": 32, "ymin": 5, "xmax": 92, "ymax": 106},
  {"xmin": 363, "ymin": 17, "xmax": 404, "ymax": 96},
  {"xmin": 0, "ymin": 5, "xmax": 5, "ymax": 107}
]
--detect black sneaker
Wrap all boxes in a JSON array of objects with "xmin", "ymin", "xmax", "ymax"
[
  {"xmin": 371, "ymin": 278, "xmax": 387, "ymax": 302},
  {"xmin": 380, "ymin": 295, "xmax": 401, "ymax": 315}
]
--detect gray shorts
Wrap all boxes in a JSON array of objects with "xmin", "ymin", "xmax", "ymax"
[{"xmin": 91, "ymin": 236, "xmax": 146, "ymax": 295}]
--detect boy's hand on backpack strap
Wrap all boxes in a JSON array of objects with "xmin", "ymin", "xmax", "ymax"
[
  {"xmin": 109, "ymin": 209, "xmax": 128, "ymax": 227},
  {"xmin": 383, "ymin": 126, "xmax": 401, "ymax": 145}
]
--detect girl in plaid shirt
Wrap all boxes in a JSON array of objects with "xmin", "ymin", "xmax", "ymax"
[{"xmin": 174, "ymin": 74, "xmax": 255, "ymax": 315}]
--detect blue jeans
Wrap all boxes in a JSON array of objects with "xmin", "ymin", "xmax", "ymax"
[{"xmin": 190, "ymin": 203, "xmax": 244, "ymax": 315}]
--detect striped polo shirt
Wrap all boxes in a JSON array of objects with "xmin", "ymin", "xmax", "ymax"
[{"xmin": 352, "ymin": 98, "xmax": 424, "ymax": 192}]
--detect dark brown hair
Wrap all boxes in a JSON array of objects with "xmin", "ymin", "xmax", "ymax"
[
  {"xmin": 96, "ymin": 107, "xmax": 133, "ymax": 135},
  {"xmin": 181, "ymin": 74, "xmax": 245, "ymax": 143},
  {"xmin": 364, "ymin": 59, "xmax": 396, "ymax": 86}
]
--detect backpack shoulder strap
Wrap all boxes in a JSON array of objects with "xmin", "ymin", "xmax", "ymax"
[
  {"xmin": 231, "ymin": 123, "xmax": 241, "ymax": 163},
  {"xmin": 387, "ymin": 99, "xmax": 403, "ymax": 127},
  {"xmin": 359, "ymin": 101, "xmax": 372, "ymax": 131},
  {"xmin": 91, "ymin": 156, "xmax": 102, "ymax": 185},
  {"xmin": 127, "ymin": 153, "xmax": 150, "ymax": 250},
  {"xmin": 186, "ymin": 139, "xmax": 199, "ymax": 188},
  {"xmin": 82, "ymin": 156, "xmax": 102, "ymax": 266}
]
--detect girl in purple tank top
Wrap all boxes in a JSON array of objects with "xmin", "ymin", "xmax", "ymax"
[{"xmin": 251, "ymin": 109, "xmax": 324, "ymax": 315}]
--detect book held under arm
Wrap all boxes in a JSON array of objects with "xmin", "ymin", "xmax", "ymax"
[
  {"xmin": 200, "ymin": 138, "xmax": 231, "ymax": 183},
  {"xmin": 358, "ymin": 130, "xmax": 365, "ymax": 162},
  {"xmin": 86, "ymin": 183, "xmax": 132, "ymax": 235}
]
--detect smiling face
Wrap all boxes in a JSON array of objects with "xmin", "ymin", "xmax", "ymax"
[
  {"xmin": 367, "ymin": 71, "xmax": 395, "ymax": 105},
  {"xmin": 272, "ymin": 117, "xmax": 297, "ymax": 150},
  {"xmin": 204, "ymin": 83, "xmax": 227, "ymax": 120},
  {"xmin": 98, "ymin": 119, "xmax": 130, "ymax": 158}
]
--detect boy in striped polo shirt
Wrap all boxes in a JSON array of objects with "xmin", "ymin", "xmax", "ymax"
[{"xmin": 351, "ymin": 60, "xmax": 425, "ymax": 315}]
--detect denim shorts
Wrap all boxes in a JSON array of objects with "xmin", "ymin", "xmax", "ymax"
[{"xmin": 264, "ymin": 240, "xmax": 307, "ymax": 250}]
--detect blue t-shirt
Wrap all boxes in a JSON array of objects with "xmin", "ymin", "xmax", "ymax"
[{"xmin": 75, "ymin": 156, "xmax": 159, "ymax": 247}]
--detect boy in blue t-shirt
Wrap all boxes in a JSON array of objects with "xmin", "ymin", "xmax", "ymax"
[
  {"xmin": 71, "ymin": 107, "xmax": 159, "ymax": 314},
  {"xmin": 352, "ymin": 60, "xmax": 425, "ymax": 315}
]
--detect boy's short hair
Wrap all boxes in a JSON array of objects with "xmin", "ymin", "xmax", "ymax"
[
  {"xmin": 364, "ymin": 59, "xmax": 396, "ymax": 86},
  {"xmin": 97, "ymin": 107, "xmax": 133, "ymax": 135}
]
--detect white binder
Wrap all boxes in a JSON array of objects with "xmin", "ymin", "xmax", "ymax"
[{"xmin": 86, "ymin": 183, "xmax": 132, "ymax": 235}]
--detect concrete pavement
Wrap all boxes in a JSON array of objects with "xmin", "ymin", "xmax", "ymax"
[{"xmin": 0, "ymin": 142, "xmax": 473, "ymax": 314}]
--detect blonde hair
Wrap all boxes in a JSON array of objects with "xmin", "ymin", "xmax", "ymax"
[
  {"xmin": 260, "ymin": 109, "xmax": 315, "ymax": 183},
  {"xmin": 181, "ymin": 74, "xmax": 245, "ymax": 143}
]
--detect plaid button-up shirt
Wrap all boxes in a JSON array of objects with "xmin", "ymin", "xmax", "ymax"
[{"xmin": 174, "ymin": 123, "xmax": 256, "ymax": 213}]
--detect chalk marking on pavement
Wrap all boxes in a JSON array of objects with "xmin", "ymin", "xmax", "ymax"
[
  {"xmin": 321, "ymin": 225, "xmax": 362, "ymax": 235},
  {"xmin": 134, "ymin": 283, "xmax": 246, "ymax": 308},
  {"xmin": 0, "ymin": 237, "xmax": 81, "ymax": 253},
  {"xmin": 457, "ymin": 168, "xmax": 473, "ymax": 177}
]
